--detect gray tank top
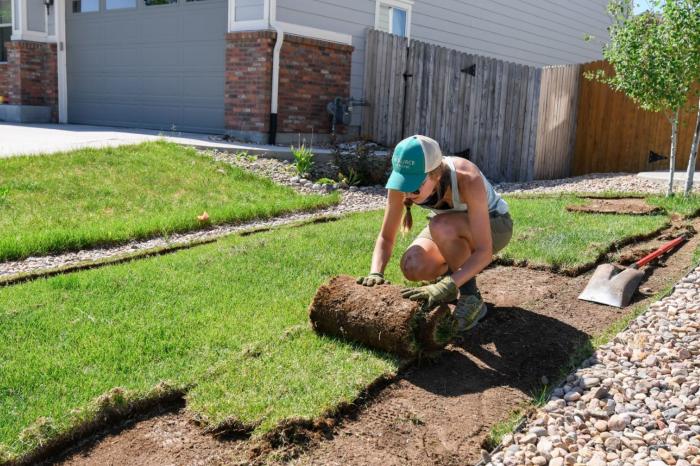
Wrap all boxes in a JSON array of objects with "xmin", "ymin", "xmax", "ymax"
[{"xmin": 421, "ymin": 157, "xmax": 508, "ymax": 216}]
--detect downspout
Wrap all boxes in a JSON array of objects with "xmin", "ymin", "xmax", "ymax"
[{"xmin": 268, "ymin": 0, "xmax": 283, "ymax": 145}]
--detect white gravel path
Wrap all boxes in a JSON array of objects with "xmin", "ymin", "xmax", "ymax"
[
  {"xmin": 488, "ymin": 265, "xmax": 700, "ymax": 466},
  {"xmin": 494, "ymin": 173, "xmax": 700, "ymax": 196}
]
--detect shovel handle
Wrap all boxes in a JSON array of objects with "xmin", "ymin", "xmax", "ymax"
[{"xmin": 633, "ymin": 236, "xmax": 686, "ymax": 269}]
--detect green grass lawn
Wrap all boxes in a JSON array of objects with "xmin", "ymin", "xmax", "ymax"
[
  {"xmin": 647, "ymin": 194, "xmax": 700, "ymax": 218},
  {"xmin": 500, "ymin": 196, "xmax": 671, "ymax": 270},
  {"xmin": 0, "ymin": 197, "xmax": 684, "ymax": 461},
  {"xmin": 0, "ymin": 141, "xmax": 337, "ymax": 262}
]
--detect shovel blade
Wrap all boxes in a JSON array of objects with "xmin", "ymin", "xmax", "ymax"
[{"xmin": 578, "ymin": 264, "xmax": 645, "ymax": 308}]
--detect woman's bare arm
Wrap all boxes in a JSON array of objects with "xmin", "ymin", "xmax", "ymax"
[{"xmin": 370, "ymin": 189, "xmax": 405, "ymax": 274}]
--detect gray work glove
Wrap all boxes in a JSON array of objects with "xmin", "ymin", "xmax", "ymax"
[
  {"xmin": 356, "ymin": 272, "xmax": 389, "ymax": 287},
  {"xmin": 401, "ymin": 276, "xmax": 458, "ymax": 310}
]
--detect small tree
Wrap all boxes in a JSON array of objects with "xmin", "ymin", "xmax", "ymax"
[{"xmin": 587, "ymin": 0, "xmax": 700, "ymax": 196}]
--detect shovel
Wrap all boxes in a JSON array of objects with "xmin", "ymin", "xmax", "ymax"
[{"xmin": 578, "ymin": 236, "xmax": 686, "ymax": 308}]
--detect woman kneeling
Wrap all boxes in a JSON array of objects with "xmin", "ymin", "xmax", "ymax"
[{"xmin": 357, "ymin": 135, "xmax": 513, "ymax": 332}]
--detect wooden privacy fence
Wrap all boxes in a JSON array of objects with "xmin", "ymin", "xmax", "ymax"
[
  {"xmin": 573, "ymin": 60, "xmax": 699, "ymax": 175},
  {"xmin": 534, "ymin": 65, "xmax": 581, "ymax": 180},
  {"xmin": 362, "ymin": 29, "xmax": 579, "ymax": 182}
]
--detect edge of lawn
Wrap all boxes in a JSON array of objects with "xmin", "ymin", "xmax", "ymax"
[{"xmin": 6, "ymin": 192, "xmax": 697, "ymax": 286}]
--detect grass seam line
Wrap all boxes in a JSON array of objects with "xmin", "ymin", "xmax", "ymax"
[{"xmin": 0, "ymin": 214, "xmax": 346, "ymax": 288}]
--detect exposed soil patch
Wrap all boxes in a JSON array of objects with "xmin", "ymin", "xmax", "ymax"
[
  {"xmin": 49, "ymin": 221, "xmax": 700, "ymax": 466},
  {"xmin": 565, "ymin": 197, "xmax": 662, "ymax": 215}
]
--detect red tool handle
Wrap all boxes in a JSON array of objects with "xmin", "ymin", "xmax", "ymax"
[{"xmin": 633, "ymin": 236, "xmax": 686, "ymax": 269}]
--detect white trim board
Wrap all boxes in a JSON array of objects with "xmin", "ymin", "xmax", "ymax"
[{"xmin": 228, "ymin": 19, "xmax": 351, "ymax": 45}]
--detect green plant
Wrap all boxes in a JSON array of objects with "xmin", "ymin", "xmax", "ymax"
[
  {"xmin": 291, "ymin": 144, "xmax": 315, "ymax": 176},
  {"xmin": 0, "ymin": 186, "xmax": 9, "ymax": 205},
  {"xmin": 235, "ymin": 151, "xmax": 257, "ymax": 163},
  {"xmin": 338, "ymin": 168, "xmax": 363, "ymax": 186},
  {"xmin": 587, "ymin": 0, "xmax": 700, "ymax": 197},
  {"xmin": 315, "ymin": 177, "xmax": 336, "ymax": 186}
]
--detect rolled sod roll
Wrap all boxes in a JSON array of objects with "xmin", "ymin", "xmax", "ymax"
[{"xmin": 308, "ymin": 275, "xmax": 456, "ymax": 358}]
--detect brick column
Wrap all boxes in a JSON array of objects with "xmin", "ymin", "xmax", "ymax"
[
  {"xmin": 0, "ymin": 64, "xmax": 7, "ymax": 102},
  {"xmin": 225, "ymin": 31, "xmax": 275, "ymax": 144}
]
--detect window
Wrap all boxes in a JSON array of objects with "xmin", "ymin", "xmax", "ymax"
[
  {"xmin": 106, "ymin": 0, "xmax": 136, "ymax": 9},
  {"xmin": 375, "ymin": 0, "xmax": 412, "ymax": 38},
  {"xmin": 0, "ymin": 0, "xmax": 10, "ymax": 62},
  {"xmin": 73, "ymin": 0, "xmax": 100, "ymax": 12},
  {"xmin": 145, "ymin": 0, "xmax": 177, "ymax": 6}
]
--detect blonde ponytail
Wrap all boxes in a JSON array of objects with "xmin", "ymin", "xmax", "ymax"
[{"xmin": 402, "ymin": 198, "xmax": 414, "ymax": 232}]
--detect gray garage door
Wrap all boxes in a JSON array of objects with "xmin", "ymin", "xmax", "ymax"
[{"xmin": 66, "ymin": 0, "xmax": 227, "ymax": 133}]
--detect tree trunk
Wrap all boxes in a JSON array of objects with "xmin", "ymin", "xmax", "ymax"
[
  {"xmin": 684, "ymin": 97, "xmax": 700, "ymax": 196},
  {"xmin": 667, "ymin": 111, "xmax": 679, "ymax": 197}
]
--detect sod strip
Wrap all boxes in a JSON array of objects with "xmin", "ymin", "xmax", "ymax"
[
  {"xmin": 0, "ymin": 211, "xmax": 405, "ymax": 460},
  {"xmin": 0, "ymin": 141, "xmax": 338, "ymax": 262},
  {"xmin": 499, "ymin": 196, "xmax": 669, "ymax": 270}
]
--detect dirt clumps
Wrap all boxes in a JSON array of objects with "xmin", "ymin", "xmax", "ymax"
[
  {"xmin": 566, "ymin": 197, "xmax": 662, "ymax": 215},
  {"xmin": 308, "ymin": 275, "xmax": 454, "ymax": 358}
]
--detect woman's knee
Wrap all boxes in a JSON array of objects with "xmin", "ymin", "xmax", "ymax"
[{"xmin": 400, "ymin": 246, "xmax": 428, "ymax": 281}]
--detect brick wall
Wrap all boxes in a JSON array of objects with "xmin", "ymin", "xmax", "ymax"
[
  {"xmin": 225, "ymin": 31, "xmax": 275, "ymax": 135},
  {"xmin": 225, "ymin": 30, "xmax": 353, "ymax": 142},
  {"xmin": 278, "ymin": 35, "xmax": 352, "ymax": 135},
  {"xmin": 1, "ymin": 41, "xmax": 58, "ymax": 120}
]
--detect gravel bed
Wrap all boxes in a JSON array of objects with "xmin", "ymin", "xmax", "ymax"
[
  {"xmin": 495, "ymin": 173, "xmax": 699, "ymax": 196},
  {"xmin": 488, "ymin": 265, "xmax": 700, "ymax": 466}
]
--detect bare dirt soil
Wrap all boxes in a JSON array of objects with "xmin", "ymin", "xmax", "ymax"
[
  {"xmin": 565, "ymin": 197, "xmax": 662, "ymax": 215},
  {"xmin": 48, "ymin": 220, "xmax": 700, "ymax": 466}
]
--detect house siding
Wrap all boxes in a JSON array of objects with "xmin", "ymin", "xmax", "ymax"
[
  {"xmin": 26, "ymin": 0, "xmax": 45, "ymax": 33},
  {"xmin": 276, "ymin": 0, "xmax": 610, "ymax": 127},
  {"xmin": 236, "ymin": 0, "xmax": 264, "ymax": 21}
]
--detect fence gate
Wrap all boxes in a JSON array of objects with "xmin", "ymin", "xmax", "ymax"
[{"xmin": 362, "ymin": 29, "xmax": 543, "ymax": 182}]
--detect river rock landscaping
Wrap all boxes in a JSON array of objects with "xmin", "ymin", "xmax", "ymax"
[{"xmin": 489, "ymin": 264, "xmax": 700, "ymax": 466}]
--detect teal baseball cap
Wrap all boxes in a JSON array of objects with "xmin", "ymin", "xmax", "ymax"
[{"xmin": 385, "ymin": 135, "xmax": 443, "ymax": 192}]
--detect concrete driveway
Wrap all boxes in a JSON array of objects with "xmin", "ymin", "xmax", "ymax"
[{"xmin": 0, "ymin": 123, "xmax": 333, "ymax": 160}]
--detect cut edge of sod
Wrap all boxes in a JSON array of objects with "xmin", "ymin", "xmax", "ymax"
[
  {"xmin": 1, "ymin": 382, "xmax": 189, "ymax": 466},
  {"xmin": 1, "ymin": 368, "xmax": 403, "ymax": 466},
  {"xmin": 479, "ymin": 281, "xmax": 679, "ymax": 461},
  {"xmin": 492, "ymin": 221, "xmax": 671, "ymax": 276}
]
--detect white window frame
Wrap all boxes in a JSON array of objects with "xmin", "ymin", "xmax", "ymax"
[
  {"xmin": 0, "ymin": 0, "xmax": 12, "ymax": 63},
  {"xmin": 374, "ymin": 0, "xmax": 412, "ymax": 40}
]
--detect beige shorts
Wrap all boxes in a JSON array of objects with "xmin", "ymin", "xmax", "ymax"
[{"xmin": 416, "ymin": 211, "xmax": 513, "ymax": 254}]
